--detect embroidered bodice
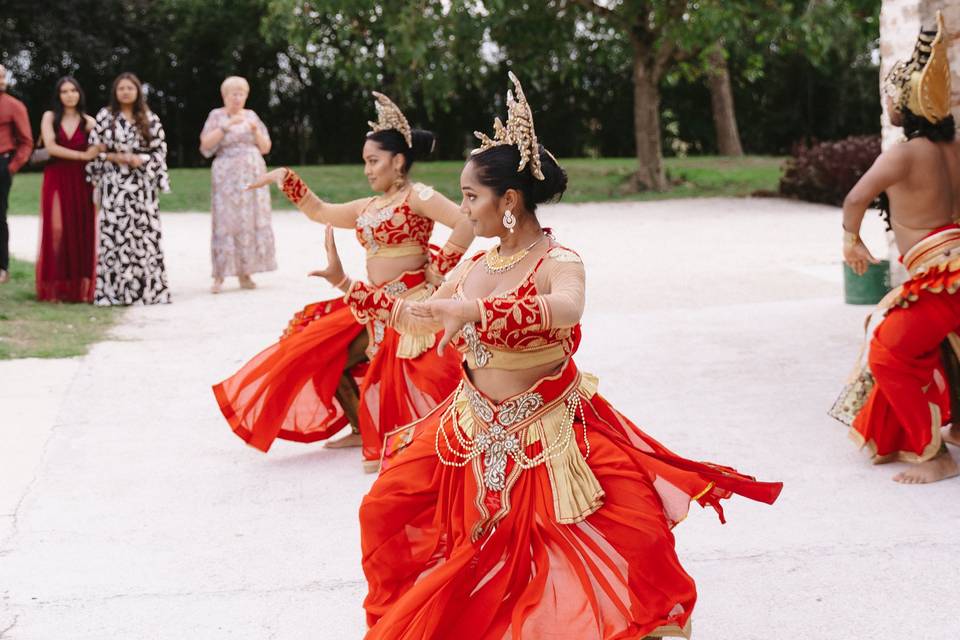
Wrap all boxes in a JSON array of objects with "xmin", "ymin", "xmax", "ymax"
[
  {"xmin": 279, "ymin": 171, "xmax": 468, "ymax": 273},
  {"xmin": 451, "ymin": 245, "xmax": 583, "ymax": 369},
  {"xmin": 343, "ymin": 237, "xmax": 585, "ymax": 371},
  {"xmin": 355, "ymin": 198, "xmax": 434, "ymax": 257}
]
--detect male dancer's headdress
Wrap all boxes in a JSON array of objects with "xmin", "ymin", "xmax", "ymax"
[
  {"xmin": 473, "ymin": 72, "xmax": 544, "ymax": 180},
  {"xmin": 883, "ymin": 10, "xmax": 952, "ymax": 124},
  {"xmin": 367, "ymin": 92, "xmax": 412, "ymax": 148}
]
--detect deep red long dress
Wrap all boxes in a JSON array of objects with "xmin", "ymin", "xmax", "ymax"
[{"xmin": 36, "ymin": 123, "xmax": 96, "ymax": 302}]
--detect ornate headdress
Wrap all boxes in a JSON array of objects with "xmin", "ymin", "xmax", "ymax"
[
  {"xmin": 473, "ymin": 71, "xmax": 544, "ymax": 180},
  {"xmin": 367, "ymin": 91, "xmax": 412, "ymax": 147},
  {"xmin": 883, "ymin": 10, "xmax": 952, "ymax": 124}
]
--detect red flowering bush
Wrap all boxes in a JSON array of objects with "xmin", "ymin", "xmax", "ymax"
[{"xmin": 779, "ymin": 135, "xmax": 882, "ymax": 206}]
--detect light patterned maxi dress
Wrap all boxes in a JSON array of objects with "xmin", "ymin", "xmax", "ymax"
[
  {"xmin": 86, "ymin": 108, "xmax": 171, "ymax": 306},
  {"xmin": 200, "ymin": 108, "xmax": 277, "ymax": 279}
]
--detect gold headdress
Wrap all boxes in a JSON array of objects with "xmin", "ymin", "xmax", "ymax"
[
  {"xmin": 883, "ymin": 10, "xmax": 952, "ymax": 124},
  {"xmin": 367, "ymin": 91, "xmax": 412, "ymax": 147},
  {"xmin": 473, "ymin": 71, "xmax": 544, "ymax": 180}
]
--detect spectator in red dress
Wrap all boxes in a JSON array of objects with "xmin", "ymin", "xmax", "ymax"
[{"xmin": 36, "ymin": 76, "xmax": 100, "ymax": 302}]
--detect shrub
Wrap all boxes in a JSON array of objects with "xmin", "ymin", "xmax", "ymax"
[{"xmin": 779, "ymin": 135, "xmax": 881, "ymax": 206}]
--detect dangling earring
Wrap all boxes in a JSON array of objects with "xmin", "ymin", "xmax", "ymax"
[
  {"xmin": 392, "ymin": 172, "xmax": 406, "ymax": 191},
  {"xmin": 502, "ymin": 209, "xmax": 517, "ymax": 233}
]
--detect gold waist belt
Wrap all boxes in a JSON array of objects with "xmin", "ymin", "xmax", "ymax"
[
  {"xmin": 461, "ymin": 341, "xmax": 569, "ymax": 371},
  {"xmin": 903, "ymin": 228, "xmax": 960, "ymax": 276},
  {"xmin": 436, "ymin": 370, "xmax": 604, "ymax": 540},
  {"xmin": 366, "ymin": 243, "xmax": 427, "ymax": 259}
]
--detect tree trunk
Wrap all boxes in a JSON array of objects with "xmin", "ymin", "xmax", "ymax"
[
  {"xmin": 706, "ymin": 46, "xmax": 743, "ymax": 157},
  {"xmin": 631, "ymin": 44, "xmax": 668, "ymax": 191}
]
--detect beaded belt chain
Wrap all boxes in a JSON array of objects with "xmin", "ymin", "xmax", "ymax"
[{"xmin": 435, "ymin": 382, "xmax": 589, "ymax": 493}]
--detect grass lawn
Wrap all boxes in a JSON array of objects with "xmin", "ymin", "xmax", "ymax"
[
  {"xmin": 0, "ymin": 258, "xmax": 122, "ymax": 359},
  {"xmin": 7, "ymin": 155, "xmax": 784, "ymax": 215}
]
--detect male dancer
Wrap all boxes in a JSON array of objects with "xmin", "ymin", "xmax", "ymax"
[{"xmin": 839, "ymin": 11, "xmax": 960, "ymax": 483}]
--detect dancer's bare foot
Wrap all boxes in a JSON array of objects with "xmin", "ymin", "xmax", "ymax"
[
  {"xmin": 362, "ymin": 459, "xmax": 381, "ymax": 474},
  {"xmin": 211, "ymin": 278, "xmax": 224, "ymax": 294},
  {"xmin": 325, "ymin": 432, "xmax": 362, "ymax": 449},
  {"xmin": 238, "ymin": 275, "xmax": 256, "ymax": 289},
  {"xmin": 892, "ymin": 451, "xmax": 959, "ymax": 484},
  {"xmin": 0, "ymin": 269, "xmax": 9, "ymax": 284},
  {"xmin": 941, "ymin": 424, "xmax": 960, "ymax": 448}
]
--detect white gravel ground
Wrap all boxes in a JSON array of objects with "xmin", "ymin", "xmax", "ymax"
[{"xmin": 2, "ymin": 198, "xmax": 956, "ymax": 639}]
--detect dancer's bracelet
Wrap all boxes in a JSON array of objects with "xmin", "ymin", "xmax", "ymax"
[
  {"xmin": 842, "ymin": 229, "xmax": 860, "ymax": 251},
  {"xmin": 333, "ymin": 274, "xmax": 352, "ymax": 291}
]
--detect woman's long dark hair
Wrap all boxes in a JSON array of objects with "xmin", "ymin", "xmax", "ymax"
[
  {"xmin": 108, "ymin": 72, "xmax": 152, "ymax": 142},
  {"xmin": 51, "ymin": 76, "xmax": 87, "ymax": 138},
  {"xmin": 903, "ymin": 111, "xmax": 956, "ymax": 142}
]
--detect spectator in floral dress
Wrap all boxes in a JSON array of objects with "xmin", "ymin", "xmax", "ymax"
[{"xmin": 199, "ymin": 76, "xmax": 276, "ymax": 293}]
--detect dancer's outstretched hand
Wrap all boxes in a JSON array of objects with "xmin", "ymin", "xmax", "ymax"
[
  {"xmin": 308, "ymin": 225, "xmax": 347, "ymax": 287},
  {"xmin": 245, "ymin": 168, "xmax": 286, "ymax": 191},
  {"xmin": 411, "ymin": 299, "xmax": 477, "ymax": 355}
]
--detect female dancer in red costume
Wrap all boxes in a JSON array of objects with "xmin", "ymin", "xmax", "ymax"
[
  {"xmin": 213, "ymin": 92, "xmax": 472, "ymax": 471},
  {"xmin": 314, "ymin": 74, "xmax": 782, "ymax": 638}
]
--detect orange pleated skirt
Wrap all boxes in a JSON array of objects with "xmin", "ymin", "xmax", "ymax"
[
  {"xmin": 360, "ymin": 360, "xmax": 782, "ymax": 639},
  {"xmin": 213, "ymin": 296, "xmax": 366, "ymax": 451},
  {"xmin": 213, "ymin": 292, "xmax": 461, "ymax": 460}
]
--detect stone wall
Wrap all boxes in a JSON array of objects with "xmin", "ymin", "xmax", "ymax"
[{"xmin": 880, "ymin": 0, "xmax": 960, "ymax": 148}]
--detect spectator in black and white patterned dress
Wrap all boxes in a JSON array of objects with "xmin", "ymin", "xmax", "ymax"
[{"xmin": 86, "ymin": 72, "xmax": 171, "ymax": 305}]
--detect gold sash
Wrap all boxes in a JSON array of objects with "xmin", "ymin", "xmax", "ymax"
[
  {"xmin": 451, "ymin": 370, "xmax": 604, "ymax": 536},
  {"xmin": 366, "ymin": 243, "xmax": 426, "ymax": 260},
  {"xmin": 395, "ymin": 284, "xmax": 436, "ymax": 359}
]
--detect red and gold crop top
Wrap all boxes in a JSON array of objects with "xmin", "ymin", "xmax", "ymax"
[
  {"xmin": 281, "ymin": 169, "xmax": 467, "ymax": 276},
  {"xmin": 344, "ymin": 238, "xmax": 586, "ymax": 371},
  {"xmin": 451, "ymin": 249, "xmax": 582, "ymax": 369},
  {"xmin": 354, "ymin": 198, "xmax": 433, "ymax": 259}
]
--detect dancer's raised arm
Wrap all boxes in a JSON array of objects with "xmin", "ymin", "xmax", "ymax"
[{"xmin": 247, "ymin": 167, "xmax": 367, "ymax": 229}]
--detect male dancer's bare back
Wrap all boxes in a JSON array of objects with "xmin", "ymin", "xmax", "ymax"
[{"xmin": 842, "ymin": 99, "xmax": 960, "ymax": 484}]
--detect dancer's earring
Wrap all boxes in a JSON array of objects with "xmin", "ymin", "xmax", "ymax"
[{"xmin": 502, "ymin": 209, "xmax": 517, "ymax": 233}]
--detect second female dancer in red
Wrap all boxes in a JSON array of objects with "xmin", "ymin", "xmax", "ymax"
[
  {"xmin": 314, "ymin": 73, "xmax": 782, "ymax": 638},
  {"xmin": 213, "ymin": 92, "xmax": 472, "ymax": 471}
]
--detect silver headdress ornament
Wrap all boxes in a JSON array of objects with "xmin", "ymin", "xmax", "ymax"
[
  {"xmin": 473, "ymin": 71, "xmax": 544, "ymax": 180},
  {"xmin": 367, "ymin": 91, "xmax": 412, "ymax": 148}
]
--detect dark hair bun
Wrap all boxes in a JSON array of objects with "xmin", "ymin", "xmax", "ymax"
[
  {"xmin": 410, "ymin": 129, "xmax": 436, "ymax": 161},
  {"xmin": 529, "ymin": 145, "xmax": 567, "ymax": 205},
  {"xmin": 470, "ymin": 143, "xmax": 567, "ymax": 213},
  {"xmin": 366, "ymin": 127, "xmax": 436, "ymax": 173}
]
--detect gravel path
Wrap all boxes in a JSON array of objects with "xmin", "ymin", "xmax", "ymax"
[{"xmin": 2, "ymin": 198, "xmax": 955, "ymax": 639}]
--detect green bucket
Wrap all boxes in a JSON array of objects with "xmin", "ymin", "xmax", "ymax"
[{"xmin": 843, "ymin": 260, "xmax": 891, "ymax": 305}]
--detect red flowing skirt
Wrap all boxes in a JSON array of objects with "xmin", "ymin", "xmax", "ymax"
[
  {"xmin": 213, "ymin": 279, "xmax": 461, "ymax": 457},
  {"xmin": 358, "ymin": 327, "xmax": 461, "ymax": 462},
  {"xmin": 213, "ymin": 296, "xmax": 365, "ymax": 451},
  {"xmin": 360, "ymin": 360, "xmax": 782, "ymax": 639},
  {"xmin": 36, "ymin": 152, "xmax": 97, "ymax": 302}
]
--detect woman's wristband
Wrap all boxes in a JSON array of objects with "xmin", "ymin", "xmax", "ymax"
[{"xmin": 333, "ymin": 273, "xmax": 352, "ymax": 291}]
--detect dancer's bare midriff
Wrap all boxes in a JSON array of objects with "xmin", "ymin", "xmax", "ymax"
[{"xmin": 367, "ymin": 254, "xmax": 430, "ymax": 287}]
